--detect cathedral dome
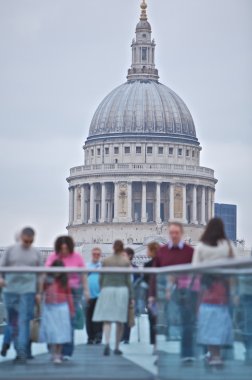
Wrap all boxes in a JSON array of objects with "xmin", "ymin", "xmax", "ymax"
[
  {"xmin": 88, "ymin": 80, "xmax": 197, "ymax": 144},
  {"xmin": 87, "ymin": 0, "xmax": 198, "ymax": 146}
]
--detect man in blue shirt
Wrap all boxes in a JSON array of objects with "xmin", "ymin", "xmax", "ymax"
[{"xmin": 86, "ymin": 248, "xmax": 103, "ymax": 344}]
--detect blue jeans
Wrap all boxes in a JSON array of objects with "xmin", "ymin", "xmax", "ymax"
[
  {"xmin": 62, "ymin": 288, "xmax": 82, "ymax": 357},
  {"xmin": 3, "ymin": 324, "xmax": 12, "ymax": 345},
  {"xmin": 4, "ymin": 292, "xmax": 35, "ymax": 359},
  {"xmin": 241, "ymin": 295, "xmax": 252, "ymax": 362}
]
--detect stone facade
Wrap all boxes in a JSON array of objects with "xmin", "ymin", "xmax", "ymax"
[
  {"xmin": 67, "ymin": 1, "xmax": 217, "ymax": 246},
  {"xmin": 68, "ymin": 223, "xmax": 204, "ymax": 246}
]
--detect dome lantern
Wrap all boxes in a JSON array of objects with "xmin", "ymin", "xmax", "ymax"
[{"xmin": 127, "ymin": 0, "xmax": 159, "ymax": 82}]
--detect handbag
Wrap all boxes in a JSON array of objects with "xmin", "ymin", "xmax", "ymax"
[
  {"xmin": 73, "ymin": 303, "xmax": 85, "ymax": 330},
  {"xmin": 30, "ymin": 317, "xmax": 40, "ymax": 342},
  {"xmin": 128, "ymin": 303, "xmax": 135, "ymax": 328},
  {"xmin": 30, "ymin": 304, "xmax": 41, "ymax": 342}
]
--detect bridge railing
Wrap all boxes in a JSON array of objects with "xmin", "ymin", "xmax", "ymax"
[{"xmin": 0, "ymin": 258, "xmax": 252, "ymax": 380}]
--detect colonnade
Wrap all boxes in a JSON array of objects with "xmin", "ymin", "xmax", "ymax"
[{"xmin": 69, "ymin": 181, "xmax": 215, "ymax": 226}]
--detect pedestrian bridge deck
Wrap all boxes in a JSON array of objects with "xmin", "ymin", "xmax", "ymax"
[
  {"xmin": 0, "ymin": 318, "xmax": 157, "ymax": 380},
  {"xmin": 0, "ymin": 343, "xmax": 252, "ymax": 380},
  {"xmin": 0, "ymin": 344, "xmax": 154, "ymax": 380}
]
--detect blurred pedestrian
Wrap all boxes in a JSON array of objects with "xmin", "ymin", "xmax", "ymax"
[
  {"xmin": 193, "ymin": 217, "xmax": 236, "ymax": 367},
  {"xmin": 86, "ymin": 247, "xmax": 103, "ymax": 345},
  {"xmin": 0, "ymin": 227, "xmax": 41, "ymax": 364},
  {"xmin": 1, "ymin": 231, "xmax": 20, "ymax": 358},
  {"xmin": 149, "ymin": 222, "xmax": 196, "ymax": 364},
  {"xmin": 45, "ymin": 236, "xmax": 89, "ymax": 360},
  {"xmin": 40, "ymin": 260, "xmax": 74, "ymax": 364},
  {"xmin": 93, "ymin": 240, "xmax": 133, "ymax": 356}
]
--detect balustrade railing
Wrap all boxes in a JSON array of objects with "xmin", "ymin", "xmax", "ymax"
[{"xmin": 69, "ymin": 163, "xmax": 215, "ymax": 178}]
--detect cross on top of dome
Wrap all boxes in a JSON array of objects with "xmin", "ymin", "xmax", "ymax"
[{"xmin": 140, "ymin": 0, "xmax": 148, "ymax": 21}]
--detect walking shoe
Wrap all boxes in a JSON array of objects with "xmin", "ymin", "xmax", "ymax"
[
  {"xmin": 114, "ymin": 349, "xmax": 123, "ymax": 356},
  {"xmin": 204, "ymin": 355, "xmax": 224, "ymax": 368},
  {"xmin": 94, "ymin": 338, "xmax": 102, "ymax": 344},
  {"xmin": 181, "ymin": 357, "xmax": 195, "ymax": 365},
  {"xmin": 208, "ymin": 358, "xmax": 224, "ymax": 367},
  {"xmin": 1, "ymin": 343, "xmax": 10, "ymax": 357},
  {"xmin": 13, "ymin": 356, "xmax": 27, "ymax": 365},
  {"xmin": 53, "ymin": 355, "xmax": 62, "ymax": 364},
  {"xmin": 62, "ymin": 355, "xmax": 71, "ymax": 361},
  {"xmin": 103, "ymin": 345, "xmax": 110, "ymax": 356}
]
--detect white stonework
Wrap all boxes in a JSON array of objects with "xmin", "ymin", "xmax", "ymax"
[
  {"xmin": 68, "ymin": 223, "xmax": 204, "ymax": 247},
  {"xmin": 67, "ymin": 1, "xmax": 217, "ymax": 246}
]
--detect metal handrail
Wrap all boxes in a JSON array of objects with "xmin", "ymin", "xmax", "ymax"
[{"xmin": 0, "ymin": 257, "xmax": 252, "ymax": 275}]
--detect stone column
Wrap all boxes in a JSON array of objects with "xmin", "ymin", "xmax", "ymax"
[
  {"xmin": 88, "ymin": 183, "xmax": 95, "ymax": 224},
  {"xmin": 100, "ymin": 182, "xmax": 106, "ymax": 223},
  {"xmin": 80, "ymin": 185, "xmax": 85, "ymax": 223},
  {"xmin": 155, "ymin": 182, "xmax": 161, "ymax": 223},
  {"xmin": 182, "ymin": 184, "xmax": 187, "ymax": 223},
  {"xmin": 141, "ymin": 182, "xmax": 147, "ymax": 223},
  {"xmin": 192, "ymin": 185, "xmax": 198, "ymax": 224},
  {"xmin": 201, "ymin": 186, "xmax": 206, "ymax": 225},
  {"xmin": 108, "ymin": 199, "xmax": 113, "ymax": 223},
  {"xmin": 211, "ymin": 189, "xmax": 215, "ymax": 218},
  {"xmin": 74, "ymin": 186, "xmax": 79, "ymax": 223},
  {"xmin": 169, "ymin": 183, "xmax": 174, "ymax": 220},
  {"xmin": 69, "ymin": 187, "xmax": 74, "ymax": 225},
  {"xmin": 208, "ymin": 188, "xmax": 212, "ymax": 222},
  {"xmin": 113, "ymin": 182, "xmax": 119, "ymax": 223},
  {"xmin": 127, "ymin": 182, "xmax": 132, "ymax": 222}
]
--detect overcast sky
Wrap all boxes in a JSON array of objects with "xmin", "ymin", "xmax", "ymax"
[{"xmin": 0, "ymin": 0, "xmax": 251, "ymax": 247}]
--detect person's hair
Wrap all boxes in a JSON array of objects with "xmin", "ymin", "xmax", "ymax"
[
  {"xmin": 147, "ymin": 242, "xmax": 160, "ymax": 257},
  {"xmin": 54, "ymin": 236, "xmax": 74, "ymax": 255},
  {"xmin": 21, "ymin": 227, "xmax": 35, "ymax": 238},
  {"xmin": 92, "ymin": 247, "xmax": 102, "ymax": 254},
  {"xmin": 200, "ymin": 218, "xmax": 227, "ymax": 247},
  {"xmin": 125, "ymin": 247, "xmax": 135, "ymax": 259},
  {"xmin": 50, "ymin": 259, "xmax": 68, "ymax": 289},
  {"xmin": 113, "ymin": 240, "xmax": 124, "ymax": 254},
  {"xmin": 168, "ymin": 221, "xmax": 184, "ymax": 232}
]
